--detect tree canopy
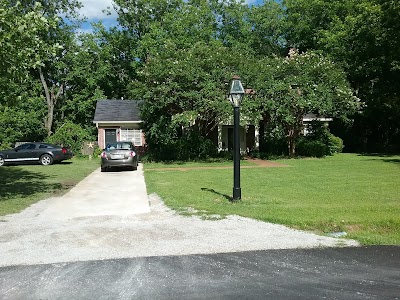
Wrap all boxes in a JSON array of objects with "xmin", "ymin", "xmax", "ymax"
[{"xmin": 0, "ymin": 0, "xmax": 399, "ymax": 157}]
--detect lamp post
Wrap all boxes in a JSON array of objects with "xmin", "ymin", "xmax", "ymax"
[{"xmin": 228, "ymin": 76, "xmax": 245, "ymax": 201}]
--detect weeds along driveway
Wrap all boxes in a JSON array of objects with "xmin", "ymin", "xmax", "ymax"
[{"xmin": 0, "ymin": 164, "xmax": 358, "ymax": 267}]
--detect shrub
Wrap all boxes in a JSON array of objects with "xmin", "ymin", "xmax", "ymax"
[
  {"xmin": 146, "ymin": 130, "xmax": 219, "ymax": 162},
  {"xmin": 46, "ymin": 121, "xmax": 90, "ymax": 155},
  {"xmin": 92, "ymin": 145, "xmax": 103, "ymax": 158},
  {"xmin": 297, "ymin": 138, "xmax": 328, "ymax": 157},
  {"xmin": 328, "ymin": 134, "xmax": 344, "ymax": 154},
  {"xmin": 299, "ymin": 121, "xmax": 345, "ymax": 157}
]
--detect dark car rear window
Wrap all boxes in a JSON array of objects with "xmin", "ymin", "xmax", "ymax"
[{"xmin": 39, "ymin": 144, "xmax": 57, "ymax": 149}]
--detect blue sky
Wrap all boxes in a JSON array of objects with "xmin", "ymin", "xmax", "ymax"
[{"xmin": 78, "ymin": 0, "xmax": 265, "ymax": 33}]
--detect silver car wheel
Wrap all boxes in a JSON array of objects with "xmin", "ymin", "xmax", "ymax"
[
  {"xmin": 40, "ymin": 154, "xmax": 53, "ymax": 166},
  {"xmin": 0, "ymin": 156, "xmax": 4, "ymax": 166}
]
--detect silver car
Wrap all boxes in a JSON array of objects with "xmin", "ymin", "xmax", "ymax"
[{"xmin": 101, "ymin": 141, "xmax": 138, "ymax": 172}]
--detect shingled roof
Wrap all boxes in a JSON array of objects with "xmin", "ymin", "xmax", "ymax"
[{"xmin": 93, "ymin": 100, "xmax": 142, "ymax": 122}]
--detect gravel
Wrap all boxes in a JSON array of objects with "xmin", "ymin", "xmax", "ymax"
[{"xmin": 0, "ymin": 193, "xmax": 359, "ymax": 267}]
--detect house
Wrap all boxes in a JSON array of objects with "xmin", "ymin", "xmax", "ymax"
[
  {"xmin": 93, "ymin": 100, "xmax": 145, "ymax": 151},
  {"xmin": 302, "ymin": 113, "xmax": 333, "ymax": 135},
  {"xmin": 93, "ymin": 99, "xmax": 332, "ymax": 154},
  {"xmin": 210, "ymin": 113, "xmax": 333, "ymax": 153}
]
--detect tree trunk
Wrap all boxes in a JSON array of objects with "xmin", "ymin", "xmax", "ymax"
[
  {"xmin": 286, "ymin": 127, "xmax": 296, "ymax": 157},
  {"xmin": 39, "ymin": 67, "xmax": 63, "ymax": 136}
]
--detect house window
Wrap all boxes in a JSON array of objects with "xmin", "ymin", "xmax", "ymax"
[{"xmin": 120, "ymin": 128, "xmax": 142, "ymax": 146}]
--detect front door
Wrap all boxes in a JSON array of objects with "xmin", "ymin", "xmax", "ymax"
[
  {"xmin": 105, "ymin": 129, "xmax": 117, "ymax": 147},
  {"xmin": 228, "ymin": 128, "xmax": 234, "ymax": 151}
]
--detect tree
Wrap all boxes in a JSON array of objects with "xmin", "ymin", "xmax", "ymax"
[
  {"xmin": 0, "ymin": 0, "xmax": 59, "ymax": 103},
  {"xmin": 122, "ymin": 1, "xmax": 254, "ymax": 159},
  {"xmin": 283, "ymin": 0, "xmax": 400, "ymax": 152},
  {"xmin": 248, "ymin": 0, "xmax": 285, "ymax": 56},
  {"xmin": 247, "ymin": 49, "xmax": 360, "ymax": 156},
  {"xmin": 29, "ymin": 0, "xmax": 81, "ymax": 135}
]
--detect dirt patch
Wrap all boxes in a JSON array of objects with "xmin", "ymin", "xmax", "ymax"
[
  {"xmin": 52, "ymin": 180, "xmax": 79, "ymax": 196},
  {"xmin": 245, "ymin": 158, "xmax": 289, "ymax": 168},
  {"xmin": 146, "ymin": 158, "xmax": 289, "ymax": 171}
]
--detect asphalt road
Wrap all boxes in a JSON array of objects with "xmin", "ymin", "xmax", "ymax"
[{"xmin": 1, "ymin": 246, "xmax": 399, "ymax": 300}]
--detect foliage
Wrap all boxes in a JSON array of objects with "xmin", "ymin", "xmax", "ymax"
[
  {"xmin": 0, "ymin": 86, "xmax": 47, "ymax": 149},
  {"xmin": 297, "ymin": 139, "xmax": 328, "ymax": 158},
  {"xmin": 45, "ymin": 121, "xmax": 90, "ymax": 154},
  {"xmin": 248, "ymin": 0, "xmax": 285, "ymax": 56},
  {"xmin": 283, "ymin": 0, "xmax": 400, "ymax": 152},
  {"xmin": 128, "ymin": 1, "xmax": 252, "ymax": 159},
  {"xmin": 1, "ymin": 0, "xmax": 399, "ymax": 159},
  {"xmin": 328, "ymin": 133, "xmax": 344, "ymax": 154},
  {"xmin": 145, "ymin": 128, "xmax": 218, "ymax": 162},
  {"xmin": 245, "ymin": 49, "xmax": 360, "ymax": 156},
  {"xmin": 92, "ymin": 145, "xmax": 103, "ymax": 158},
  {"xmin": 297, "ymin": 121, "xmax": 344, "ymax": 157},
  {"xmin": 0, "ymin": 0, "xmax": 58, "ymax": 84}
]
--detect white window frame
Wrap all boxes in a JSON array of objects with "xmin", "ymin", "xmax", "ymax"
[{"xmin": 120, "ymin": 128, "xmax": 142, "ymax": 146}]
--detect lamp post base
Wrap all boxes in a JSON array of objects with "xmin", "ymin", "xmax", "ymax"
[{"xmin": 232, "ymin": 187, "xmax": 241, "ymax": 201}]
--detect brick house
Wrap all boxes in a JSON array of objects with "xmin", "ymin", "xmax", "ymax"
[{"xmin": 93, "ymin": 100, "xmax": 146, "ymax": 153}]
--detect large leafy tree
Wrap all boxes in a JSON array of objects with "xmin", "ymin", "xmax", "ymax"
[
  {"xmin": 123, "ymin": 0, "xmax": 253, "ymax": 159},
  {"xmin": 60, "ymin": 24, "xmax": 136, "ymax": 133},
  {"xmin": 0, "ymin": 0, "xmax": 82, "ymax": 146},
  {"xmin": 248, "ymin": 0, "xmax": 285, "ymax": 56},
  {"xmin": 283, "ymin": 0, "xmax": 400, "ymax": 152},
  {"xmin": 243, "ymin": 49, "xmax": 360, "ymax": 156},
  {"xmin": 28, "ymin": 0, "xmax": 82, "ymax": 135},
  {"xmin": 0, "ymin": 0, "xmax": 57, "ymax": 83}
]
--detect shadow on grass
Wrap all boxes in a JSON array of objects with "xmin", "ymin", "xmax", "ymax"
[
  {"xmin": 358, "ymin": 153, "xmax": 399, "ymax": 157},
  {"xmin": 55, "ymin": 161, "xmax": 73, "ymax": 165},
  {"xmin": 0, "ymin": 166, "xmax": 62, "ymax": 201},
  {"xmin": 381, "ymin": 158, "xmax": 400, "ymax": 165},
  {"xmin": 357, "ymin": 153, "xmax": 400, "ymax": 165},
  {"xmin": 201, "ymin": 188, "xmax": 232, "ymax": 201}
]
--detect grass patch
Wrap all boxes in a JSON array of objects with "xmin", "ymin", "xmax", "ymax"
[
  {"xmin": 144, "ymin": 153, "xmax": 400, "ymax": 245},
  {"xmin": 0, "ymin": 157, "xmax": 99, "ymax": 216}
]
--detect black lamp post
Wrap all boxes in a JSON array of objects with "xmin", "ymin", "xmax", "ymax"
[{"xmin": 228, "ymin": 76, "xmax": 245, "ymax": 201}]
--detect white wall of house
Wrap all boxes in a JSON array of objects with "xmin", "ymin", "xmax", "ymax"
[{"xmin": 218, "ymin": 125, "xmax": 247, "ymax": 153}]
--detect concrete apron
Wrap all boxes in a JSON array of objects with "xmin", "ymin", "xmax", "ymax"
[{"xmin": 40, "ymin": 164, "xmax": 150, "ymax": 220}]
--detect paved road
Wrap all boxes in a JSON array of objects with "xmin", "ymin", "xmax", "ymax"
[{"xmin": 1, "ymin": 246, "xmax": 399, "ymax": 299}]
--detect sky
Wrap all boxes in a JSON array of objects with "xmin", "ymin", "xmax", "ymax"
[{"xmin": 78, "ymin": 0, "xmax": 265, "ymax": 32}]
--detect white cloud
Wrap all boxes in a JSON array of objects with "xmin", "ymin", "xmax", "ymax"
[
  {"xmin": 78, "ymin": 0, "xmax": 117, "ymax": 20},
  {"xmin": 78, "ymin": 0, "xmax": 262, "ymax": 20}
]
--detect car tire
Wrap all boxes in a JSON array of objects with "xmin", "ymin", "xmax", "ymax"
[
  {"xmin": 133, "ymin": 162, "xmax": 138, "ymax": 171},
  {"xmin": 0, "ymin": 156, "xmax": 4, "ymax": 167},
  {"xmin": 101, "ymin": 167, "xmax": 106, "ymax": 172},
  {"xmin": 40, "ymin": 154, "xmax": 53, "ymax": 166}
]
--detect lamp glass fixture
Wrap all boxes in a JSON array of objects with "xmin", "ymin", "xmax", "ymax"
[{"xmin": 229, "ymin": 78, "xmax": 245, "ymax": 107}]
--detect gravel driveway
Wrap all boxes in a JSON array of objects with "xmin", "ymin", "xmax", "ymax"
[{"xmin": 0, "ymin": 165, "xmax": 359, "ymax": 267}]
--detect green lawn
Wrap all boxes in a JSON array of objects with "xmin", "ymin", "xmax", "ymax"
[
  {"xmin": 0, "ymin": 158, "xmax": 99, "ymax": 216},
  {"xmin": 144, "ymin": 154, "xmax": 400, "ymax": 245}
]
